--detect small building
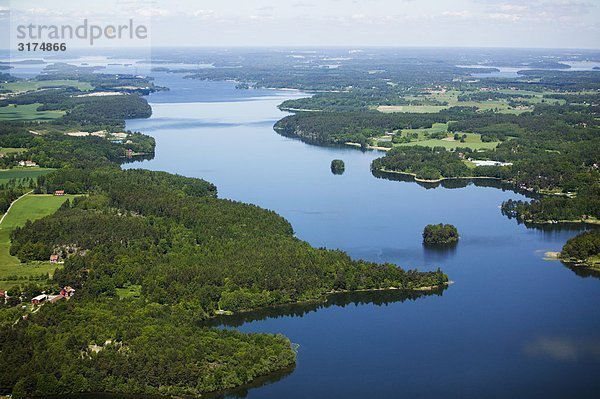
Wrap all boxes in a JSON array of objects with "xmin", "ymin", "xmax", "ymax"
[
  {"xmin": 48, "ymin": 294, "xmax": 65, "ymax": 303},
  {"xmin": 54, "ymin": 190, "xmax": 65, "ymax": 196},
  {"xmin": 60, "ymin": 286, "xmax": 76, "ymax": 298},
  {"xmin": 18, "ymin": 160, "xmax": 38, "ymax": 167},
  {"xmin": 50, "ymin": 254, "xmax": 60, "ymax": 263},
  {"xmin": 32, "ymin": 294, "xmax": 47, "ymax": 305}
]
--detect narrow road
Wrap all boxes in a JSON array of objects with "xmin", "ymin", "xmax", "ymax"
[{"xmin": 0, "ymin": 190, "xmax": 33, "ymax": 226}]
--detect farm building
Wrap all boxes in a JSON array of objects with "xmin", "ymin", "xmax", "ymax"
[
  {"xmin": 48, "ymin": 294, "xmax": 65, "ymax": 303},
  {"xmin": 32, "ymin": 294, "xmax": 47, "ymax": 305}
]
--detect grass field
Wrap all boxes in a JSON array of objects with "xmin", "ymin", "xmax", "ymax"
[
  {"xmin": 0, "ymin": 167, "xmax": 55, "ymax": 186},
  {"xmin": 0, "ymin": 79, "xmax": 93, "ymax": 93},
  {"xmin": 116, "ymin": 285, "xmax": 142, "ymax": 299},
  {"xmin": 379, "ymin": 123, "xmax": 501, "ymax": 150},
  {"xmin": 397, "ymin": 133, "xmax": 500, "ymax": 150},
  {"xmin": 0, "ymin": 148, "xmax": 26, "ymax": 155},
  {"xmin": 0, "ymin": 103, "xmax": 65, "ymax": 121},
  {"xmin": 377, "ymin": 105, "xmax": 448, "ymax": 113},
  {"xmin": 377, "ymin": 88, "xmax": 568, "ymax": 115},
  {"xmin": 0, "ymin": 194, "xmax": 77, "ymax": 289}
]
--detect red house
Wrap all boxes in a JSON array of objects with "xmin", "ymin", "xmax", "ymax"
[
  {"xmin": 60, "ymin": 286, "xmax": 76, "ymax": 298},
  {"xmin": 32, "ymin": 294, "xmax": 47, "ymax": 305},
  {"xmin": 54, "ymin": 190, "xmax": 65, "ymax": 196},
  {"xmin": 50, "ymin": 254, "xmax": 59, "ymax": 263}
]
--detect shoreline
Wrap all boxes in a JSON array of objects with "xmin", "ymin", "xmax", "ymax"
[
  {"xmin": 215, "ymin": 282, "xmax": 453, "ymax": 317},
  {"xmin": 559, "ymin": 257, "xmax": 600, "ymax": 271},
  {"xmin": 378, "ymin": 167, "xmax": 501, "ymax": 183},
  {"xmin": 523, "ymin": 217, "xmax": 600, "ymax": 226}
]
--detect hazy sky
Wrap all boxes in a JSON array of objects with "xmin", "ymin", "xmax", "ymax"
[{"xmin": 1, "ymin": 0, "xmax": 599, "ymax": 49}]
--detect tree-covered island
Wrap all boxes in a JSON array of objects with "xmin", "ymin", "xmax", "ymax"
[
  {"xmin": 331, "ymin": 159, "xmax": 345, "ymax": 174},
  {"xmin": 423, "ymin": 224, "xmax": 460, "ymax": 245}
]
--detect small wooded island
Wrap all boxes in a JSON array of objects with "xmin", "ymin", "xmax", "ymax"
[
  {"xmin": 560, "ymin": 230, "xmax": 600, "ymax": 269},
  {"xmin": 423, "ymin": 224, "xmax": 460, "ymax": 245},
  {"xmin": 331, "ymin": 159, "xmax": 345, "ymax": 175}
]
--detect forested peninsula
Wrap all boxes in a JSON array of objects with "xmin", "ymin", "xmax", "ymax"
[{"xmin": 560, "ymin": 230, "xmax": 600, "ymax": 269}]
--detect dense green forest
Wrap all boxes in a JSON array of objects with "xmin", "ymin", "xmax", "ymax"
[
  {"xmin": 0, "ymin": 122, "xmax": 155, "ymax": 169},
  {"xmin": 1, "ymin": 166, "xmax": 447, "ymax": 398},
  {"xmin": 372, "ymin": 146, "xmax": 470, "ymax": 181},
  {"xmin": 274, "ymin": 111, "xmax": 446, "ymax": 146},
  {"xmin": 422, "ymin": 224, "xmax": 460, "ymax": 245}
]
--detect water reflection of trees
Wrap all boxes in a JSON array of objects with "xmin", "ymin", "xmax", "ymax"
[
  {"xmin": 371, "ymin": 169, "xmax": 536, "ymax": 197},
  {"xmin": 560, "ymin": 261, "xmax": 600, "ymax": 280},
  {"xmin": 118, "ymin": 153, "xmax": 155, "ymax": 165},
  {"xmin": 205, "ymin": 287, "xmax": 447, "ymax": 329},
  {"xmin": 61, "ymin": 367, "xmax": 295, "ymax": 399},
  {"xmin": 204, "ymin": 366, "xmax": 295, "ymax": 399}
]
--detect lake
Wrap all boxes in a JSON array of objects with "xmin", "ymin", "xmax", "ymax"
[{"xmin": 124, "ymin": 73, "xmax": 600, "ymax": 399}]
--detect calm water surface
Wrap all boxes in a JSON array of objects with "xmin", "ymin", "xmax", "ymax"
[{"xmin": 124, "ymin": 73, "xmax": 600, "ymax": 399}]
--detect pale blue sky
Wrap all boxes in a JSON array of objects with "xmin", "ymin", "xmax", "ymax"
[{"xmin": 1, "ymin": 0, "xmax": 599, "ymax": 49}]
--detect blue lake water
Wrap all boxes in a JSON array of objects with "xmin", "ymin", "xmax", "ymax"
[{"xmin": 122, "ymin": 73, "xmax": 600, "ymax": 399}]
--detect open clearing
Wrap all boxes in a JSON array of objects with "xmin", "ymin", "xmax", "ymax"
[
  {"xmin": 376, "ymin": 89, "xmax": 565, "ymax": 115},
  {"xmin": 0, "ymin": 194, "xmax": 77, "ymax": 289},
  {"xmin": 0, "ymin": 103, "xmax": 65, "ymax": 121},
  {"xmin": 0, "ymin": 79, "xmax": 93, "ymax": 93},
  {"xmin": 0, "ymin": 167, "xmax": 55, "ymax": 186},
  {"xmin": 378, "ymin": 105, "xmax": 447, "ymax": 113},
  {"xmin": 376, "ymin": 123, "xmax": 501, "ymax": 150},
  {"xmin": 116, "ymin": 285, "xmax": 142, "ymax": 299},
  {"xmin": 397, "ymin": 133, "xmax": 500, "ymax": 150}
]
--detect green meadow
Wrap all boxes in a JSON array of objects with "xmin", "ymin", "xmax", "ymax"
[
  {"xmin": 377, "ymin": 88, "xmax": 567, "ymax": 115},
  {"xmin": 0, "ymin": 194, "xmax": 77, "ymax": 290},
  {"xmin": 396, "ymin": 133, "xmax": 500, "ymax": 150},
  {"xmin": 379, "ymin": 123, "xmax": 501, "ymax": 150},
  {"xmin": 0, "ymin": 79, "xmax": 93, "ymax": 93},
  {"xmin": 0, "ymin": 167, "xmax": 55, "ymax": 187},
  {"xmin": 0, "ymin": 103, "xmax": 65, "ymax": 121}
]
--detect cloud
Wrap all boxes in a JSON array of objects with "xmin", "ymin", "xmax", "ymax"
[
  {"xmin": 478, "ymin": 0, "xmax": 596, "ymax": 22},
  {"xmin": 488, "ymin": 12, "xmax": 521, "ymax": 22},
  {"xmin": 134, "ymin": 7, "xmax": 171, "ymax": 17},
  {"xmin": 25, "ymin": 8, "xmax": 65, "ymax": 16},
  {"xmin": 193, "ymin": 9, "xmax": 216, "ymax": 19},
  {"xmin": 293, "ymin": 2, "xmax": 316, "ymax": 7},
  {"xmin": 442, "ymin": 10, "xmax": 473, "ymax": 19}
]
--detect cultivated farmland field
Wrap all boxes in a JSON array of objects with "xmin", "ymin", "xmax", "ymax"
[
  {"xmin": 0, "ymin": 103, "xmax": 65, "ymax": 121},
  {"xmin": 0, "ymin": 167, "xmax": 55, "ymax": 186}
]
